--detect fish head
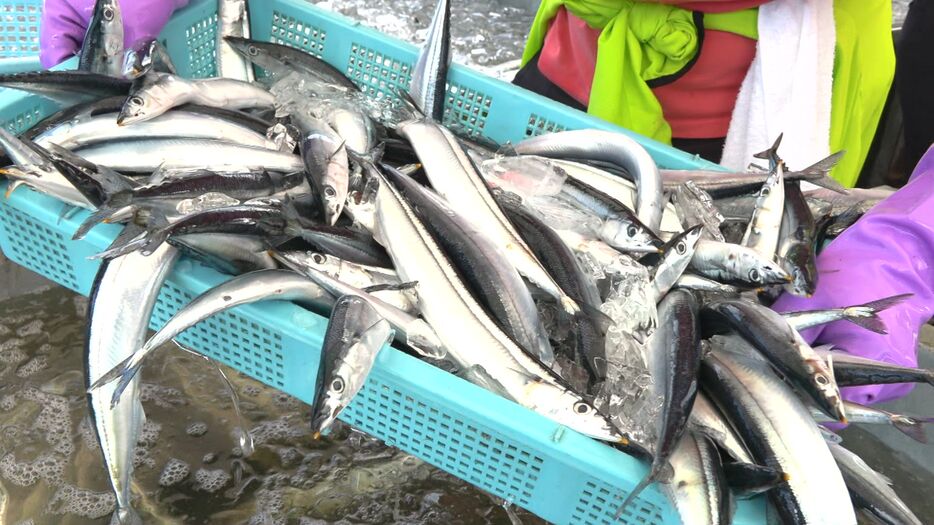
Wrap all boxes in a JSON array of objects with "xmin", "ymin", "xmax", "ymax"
[
  {"xmin": 305, "ymin": 252, "xmax": 339, "ymax": 273},
  {"xmin": 310, "ymin": 371, "xmax": 346, "ymax": 437},
  {"xmin": 312, "ymin": 297, "xmax": 392, "ymax": 436},
  {"xmin": 805, "ymin": 357, "xmax": 847, "ymax": 423},
  {"xmin": 323, "ymin": 185, "xmax": 345, "ymax": 225},
  {"xmin": 601, "ymin": 219, "xmax": 662, "ymax": 254},
  {"xmin": 117, "ymin": 92, "xmax": 151, "ymax": 125},
  {"xmin": 117, "ymin": 73, "xmax": 177, "ymax": 125},
  {"xmin": 224, "ymin": 36, "xmax": 260, "ymax": 59},
  {"xmin": 524, "ymin": 381, "xmax": 630, "ymax": 443},
  {"xmin": 744, "ymin": 258, "xmax": 790, "ymax": 287}
]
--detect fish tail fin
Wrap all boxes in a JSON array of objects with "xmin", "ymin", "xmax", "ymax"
[
  {"xmin": 842, "ymin": 293, "xmax": 913, "ymax": 334},
  {"xmin": 614, "ymin": 467, "xmax": 659, "ymax": 520},
  {"xmin": 107, "ymin": 354, "xmax": 146, "ymax": 410},
  {"xmin": 73, "ymin": 204, "xmax": 127, "ymax": 240},
  {"xmin": 805, "ymin": 172, "xmax": 848, "ymax": 194},
  {"xmin": 893, "ymin": 416, "xmax": 928, "ymax": 444}
]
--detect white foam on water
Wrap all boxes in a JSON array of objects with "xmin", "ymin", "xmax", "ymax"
[
  {"xmin": 47, "ymin": 484, "xmax": 115, "ymax": 520},
  {"xmin": 186, "ymin": 422, "xmax": 208, "ymax": 437},
  {"xmin": 158, "ymin": 458, "xmax": 190, "ymax": 487},
  {"xmin": 194, "ymin": 468, "xmax": 232, "ymax": 493}
]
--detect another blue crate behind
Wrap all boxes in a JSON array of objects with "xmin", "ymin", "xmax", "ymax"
[
  {"xmin": 0, "ymin": 0, "xmax": 41, "ymax": 73},
  {"xmin": 0, "ymin": 1, "xmax": 766, "ymax": 524}
]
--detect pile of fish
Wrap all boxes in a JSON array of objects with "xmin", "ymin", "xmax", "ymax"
[{"xmin": 0, "ymin": 0, "xmax": 926, "ymax": 523}]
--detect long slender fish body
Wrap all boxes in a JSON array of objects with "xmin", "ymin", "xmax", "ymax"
[
  {"xmin": 276, "ymin": 250, "xmax": 413, "ymax": 312},
  {"xmin": 664, "ymin": 431, "xmax": 732, "ymax": 525},
  {"xmin": 18, "ymin": 96, "xmax": 125, "ymax": 142},
  {"xmin": 700, "ymin": 345, "xmax": 856, "ymax": 525},
  {"xmin": 624, "ymin": 289, "xmax": 702, "ymax": 508},
  {"xmin": 722, "ymin": 462, "xmax": 788, "ymax": 498},
  {"xmin": 499, "ymin": 196, "xmax": 607, "ymax": 382},
  {"xmin": 816, "ymin": 348, "xmax": 934, "ymax": 388},
  {"xmin": 111, "ymin": 170, "xmax": 304, "ymax": 205},
  {"xmin": 828, "ymin": 442, "xmax": 923, "ymax": 525},
  {"xmin": 810, "ymin": 402, "xmax": 932, "ymax": 444},
  {"xmin": 34, "ymin": 111, "xmax": 277, "ymax": 151},
  {"xmin": 296, "ymin": 116, "xmax": 349, "ymax": 225},
  {"xmin": 311, "ymin": 295, "xmax": 393, "ymax": 436},
  {"xmin": 674, "ymin": 273, "xmax": 742, "ymax": 295},
  {"xmin": 216, "ymin": 0, "xmax": 254, "ymax": 82},
  {"xmin": 43, "ymin": 142, "xmax": 134, "ymax": 207},
  {"xmin": 96, "ymin": 204, "xmax": 284, "ymax": 259},
  {"xmin": 323, "ymin": 106, "xmax": 376, "ymax": 158},
  {"xmin": 547, "ymin": 158, "xmax": 684, "ymax": 234},
  {"xmin": 514, "ymin": 129, "xmax": 663, "ymax": 232},
  {"xmin": 74, "ymin": 138, "xmax": 304, "ymax": 173},
  {"xmin": 86, "ymin": 241, "xmax": 179, "ymax": 525},
  {"xmin": 91, "ymin": 269, "xmax": 334, "ymax": 403},
  {"xmin": 690, "ymin": 239, "xmax": 789, "ymax": 287},
  {"xmin": 0, "ymin": 127, "xmax": 95, "ymax": 208},
  {"xmin": 409, "ymin": 0, "xmax": 450, "ymax": 120},
  {"xmin": 660, "ymin": 151, "xmax": 845, "ymax": 198},
  {"xmin": 701, "ymin": 299, "xmax": 846, "ymax": 422},
  {"xmin": 650, "ymin": 226, "xmax": 703, "ymax": 303},
  {"xmin": 272, "ymin": 257, "xmax": 447, "ymax": 360},
  {"xmin": 118, "ymin": 73, "xmax": 274, "ymax": 125},
  {"xmin": 373, "ymin": 165, "xmax": 626, "ymax": 442},
  {"xmin": 385, "ymin": 166, "xmax": 554, "ymax": 365},
  {"xmin": 689, "ymin": 391, "xmax": 752, "ymax": 464},
  {"xmin": 559, "ymin": 177, "xmax": 662, "ymax": 253},
  {"xmin": 741, "ymin": 161, "xmax": 784, "ymax": 258},
  {"xmin": 78, "ymin": 0, "xmax": 124, "ymax": 76},
  {"xmin": 399, "ymin": 119, "xmax": 578, "ymax": 313},
  {"xmin": 224, "ymin": 37, "xmax": 359, "ymax": 90},
  {"xmin": 174, "ymin": 233, "xmax": 277, "ymax": 272},
  {"xmin": 0, "ymin": 71, "xmax": 131, "ymax": 105},
  {"xmin": 783, "ymin": 293, "xmax": 911, "ymax": 335},
  {"xmin": 286, "ymin": 225, "xmax": 393, "ymax": 269},
  {"xmin": 778, "ymin": 181, "xmax": 818, "ymax": 296}
]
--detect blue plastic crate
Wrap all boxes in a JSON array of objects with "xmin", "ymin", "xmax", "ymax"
[
  {"xmin": 0, "ymin": 1, "xmax": 765, "ymax": 523},
  {"xmin": 0, "ymin": 0, "xmax": 40, "ymax": 73}
]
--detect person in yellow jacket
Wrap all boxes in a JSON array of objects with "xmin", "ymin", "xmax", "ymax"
[{"xmin": 513, "ymin": 0, "xmax": 894, "ymax": 187}]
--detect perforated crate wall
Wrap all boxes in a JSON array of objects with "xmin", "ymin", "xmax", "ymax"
[
  {"xmin": 0, "ymin": 0, "xmax": 40, "ymax": 59},
  {"xmin": 342, "ymin": 374, "xmax": 545, "ymax": 507},
  {"xmin": 149, "ymin": 280, "xmax": 288, "ymax": 389},
  {"xmin": 0, "ymin": 203, "xmax": 80, "ymax": 291}
]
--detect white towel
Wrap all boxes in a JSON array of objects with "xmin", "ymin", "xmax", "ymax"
[{"xmin": 720, "ymin": 0, "xmax": 836, "ymax": 172}]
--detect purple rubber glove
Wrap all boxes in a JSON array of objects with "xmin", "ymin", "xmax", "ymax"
[
  {"xmin": 774, "ymin": 144, "xmax": 934, "ymax": 406},
  {"xmin": 40, "ymin": 0, "xmax": 189, "ymax": 69}
]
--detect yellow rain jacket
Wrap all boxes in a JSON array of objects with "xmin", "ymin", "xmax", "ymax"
[{"xmin": 520, "ymin": 0, "xmax": 894, "ymax": 186}]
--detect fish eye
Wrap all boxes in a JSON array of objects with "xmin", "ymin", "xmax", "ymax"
[
  {"xmin": 324, "ymin": 186, "xmax": 337, "ymax": 198},
  {"xmin": 573, "ymin": 401, "xmax": 591, "ymax": 415},
  {"xmin": 675, "ymin": 241, "xmax": 686, "ymax": 255},
  {"xmin": 626, "ymin": 225, "xmax": 638, "ymax": 238},
  {"xmin": 311, "ymin": 253, "xmax": 326, "ymax": 264},
  {"xmin": 248, "ymin": 46, "xmax": 258, "ymax": 56},
  {"xmin": 815, "ymin": 374, "xmax": 829, "ymax": 386},
  {"xmin": 761, "ymin": 187, "xmax": 770, "ymax": 196},
  {"xmin": 748, "ymin": 268, "xmax": 761, "ymax": 282},
  {"xmin": 129, "ymin": 96, "xmax": 144, "ymax": 107},
  {"xmin": 330, "ymin": 377, "xmax": 344, "ymax": 393},
  {"xmin": 103, "ymin": 7, "xmax": 114, "ymax": 20}
]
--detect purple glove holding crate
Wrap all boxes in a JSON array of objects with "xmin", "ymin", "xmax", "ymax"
[
  {"xmin": 40, "ymin": 0, "xmax": 188, "ymax": 69},
  {"xmin": 774, "ymin": 145, "xmax": 934, "ymax": 405}
]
